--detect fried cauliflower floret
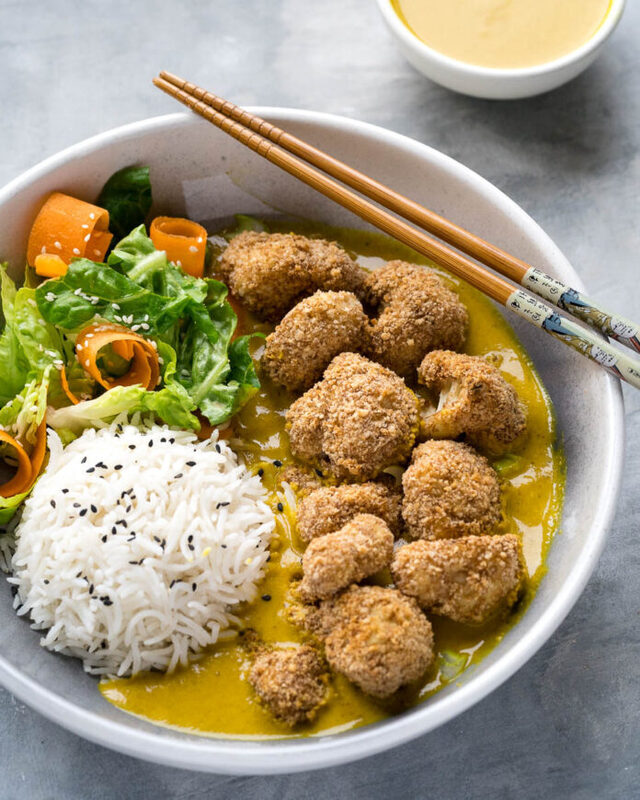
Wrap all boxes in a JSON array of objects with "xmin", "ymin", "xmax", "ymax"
[
  {"xmin": 287, "ymin": 353, "xmax": 419, "ymax": 481},
  {"xmin": 363, "ymin": 261, "xmax": 468, "ymax": 380},
  {"xmin": 278, "ymin": 465, "xmax": 325, "ymax": 497},
  {"xmin": 297, "ymin": 481, "xmax": 403, "ymax": 542},
  {"xmin": 249, "ymin": 645, "xmax": 329, "ymax": 726},
  {"xmin": 402, "ymin": 440, "xmax": 501, "ymax": 540},
  {"xmin": 418, "ymin": 350, "xmax": 527, "ymax": 452},
  {"xmin": 305, "ymin": 585, "xmax": 434, "ymax": 698},
  {"xmin": 300, "ymin": 514, "xmax": 394, "ymax": 601},
  {"xmin": 391, "ymin": 534, "xmax": 525, "ymax": 625},
  {"xmin": 262, "ymin": 291, "xmax": 367, "ymax": 392},
  {"xmin": 219, "ymin": 231, "xmax": 366, "ymax": 321}
]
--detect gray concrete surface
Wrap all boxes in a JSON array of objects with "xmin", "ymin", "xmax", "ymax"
[{"xmin": 1, "ymin": 1, "xmax": 638, "ymax": 798}]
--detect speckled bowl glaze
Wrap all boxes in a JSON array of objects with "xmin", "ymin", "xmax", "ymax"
[{"xmin": 0, "ymin": 112, "xmax": 624, "ymax": 773}]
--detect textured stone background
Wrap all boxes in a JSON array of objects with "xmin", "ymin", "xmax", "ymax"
[{"xmin": 0, "ymin": 1, "xmax": 638, "ymax": 798}]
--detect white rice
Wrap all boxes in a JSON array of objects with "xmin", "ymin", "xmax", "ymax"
[{"xmin": 8, "ymin": 421, "xmax": 275, "ymax": 677}]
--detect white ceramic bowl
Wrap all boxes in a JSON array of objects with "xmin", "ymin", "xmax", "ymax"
[
  {"xmin": 0, "ymin": 111, "xmax": 624, "ymax": 773},
  {"xmin": 376, "ymin": 0, "xmax": 625, "ymax": 99}
]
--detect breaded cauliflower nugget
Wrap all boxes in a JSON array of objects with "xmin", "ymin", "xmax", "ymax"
[
  {"xmin": 262, "ymin": 291, "xmax": 367, "ymax": 392},
  {"xmin": 300, "ymin": 514, "xmax": 394, "ymax": 600},
  {"xmin": 402, "ymin": 440, "xmax": 501, "ymax": 540},
  {"xmin": 219, "ymin": 231, "xmax": 366, "ymax": 321},
  {"xmin": 391, "ymin": 534, "xmax": 525, "ymax": 625},
  {"xmin": 305, "ymin": 585, "xmax": 434, "ymax": 698},
  {"xmin": 287, "ymin": 353, "xmax": 419, "ymax": 481},
  {"xmin": 364, "ymin": 261, "xmax": 468, "ymax": 380},
  {"xmin": 278, "ymin": 465, "xmax": 325, "ymax": 497},
  {"xmin": 249, "ymin": 645, "xmax": 329, "ymax": 726},
  {"xmin": 297, "ymin": 481, "xmax": 403, "ymax": 542},
  {"xmin": 418, "ymin": 350, "xmax": 527, "ymax": 452}
]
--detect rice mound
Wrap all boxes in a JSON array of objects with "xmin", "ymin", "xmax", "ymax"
[{"xmin": 9, "ymin": 421, "xmax": 275, "ymax": 677}]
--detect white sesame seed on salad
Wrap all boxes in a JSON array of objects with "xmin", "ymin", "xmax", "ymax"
[
  {"xmin": 73, "ymin": 248, "xmax": 81, "ymax": 256},
  {"xmin": 84, "ymin": 234, "xmax": 91, "ymax": 243},
  {"xmin": 54, "ymin": 241, "xmax": 62, "ymax": 250},
  {"xmin": 188, "ymin": 245, "xmax": 198, "ymax": 253},
  {"xmin": 85, "ymin": 359, "xmax": 90, "ymax": 367},
  {"xmin": 40, "ymin": 245, "xmax": 47, "ymax": 254},
  {"xmin": 89, "ymin": 212, "xmax": 95, "ymax": 220}
]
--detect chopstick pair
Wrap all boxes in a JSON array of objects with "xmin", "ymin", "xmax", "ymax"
[{"xmin": 153, "ymin": 71, "xmax": 640, "ymax": 391}]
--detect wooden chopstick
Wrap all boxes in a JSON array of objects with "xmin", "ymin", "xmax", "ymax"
[
  {"xmin": 153, "ymin": 74, "xmax": 640, "ymax": 391},
  {"xmin": 159, "ymin": 71, "xmax": 639, "ymax": 357}
]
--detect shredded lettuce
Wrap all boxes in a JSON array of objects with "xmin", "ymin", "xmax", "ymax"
[
  {"xmin": 0, "ymin": 266, "xmax": 29, "ymax": 406},
  {"xmin": 96, "ymin": 165, "xmax": 152, "ymax": 242}
]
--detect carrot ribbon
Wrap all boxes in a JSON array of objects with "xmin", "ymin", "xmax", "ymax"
[
  {"xmin": 27, "ymin": 192, "xmax": 113, "ymax": 275},
  {"xmin": 149, "ymin": 216, "xmax": 207, "ymax": 278},
  {"xmin": 62, "ymin": 323, "xmax": 160, "ymax": 404},
  {"xmin": 0, "ymin": 421, "xmax": 47, "ymax": 498}
]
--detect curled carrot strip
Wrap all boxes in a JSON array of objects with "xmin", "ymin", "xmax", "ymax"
[
  {"xmin": 0, "ymin": 432, "xmax": 32, "ymax": 497},
  {"xmin": 74, "ymin": 323, "xmax": 159, "ymax": 395},
  {"xmin": 27, "ymin": 192, "xmax": 113, "ymax": 270},
  {"xmin": 0, "ymin": 421, "xmax": 47, "ymax": 498},
  {"xmin": 149, "ymin": 216, "xmax": 207, "ymax": 278},
  {"xmin": 59, "ymin": 366, "xmax": 80, "ymax": 406}
]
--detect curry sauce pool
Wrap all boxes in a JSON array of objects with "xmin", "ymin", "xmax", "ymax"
[{"xmin": 101, "ymin": 221, "xmax": 565, "ymax": 738}]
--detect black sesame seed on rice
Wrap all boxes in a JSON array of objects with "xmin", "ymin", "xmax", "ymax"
[
  {"xmin": 257, "ymin": 468, "xmax": 264, "ymax": 477},
  {"xmin": 50, "ymin": 499, "xmax": 56, "ymax": 509},
  {"xmin": 61, "ymin": 488, "xmax": 69, "ymax": 494},
  {"xmin": 261, "ymin": 594, "xmax": 271, "ymax": 601},
  {"xmin": 91, "ymin": 504, "xmax": 97, "ymax": 513},
  {"xmin": 186, "ymin": 461, "xmax": 196, "ymax": 467}
]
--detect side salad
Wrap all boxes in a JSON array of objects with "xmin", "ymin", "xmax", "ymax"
[{"xmin": 0, "ymin": 166, "xmax": 260, "ymax": 523}]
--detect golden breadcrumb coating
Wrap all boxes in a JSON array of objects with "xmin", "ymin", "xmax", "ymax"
[
  {"xmin": 279, "ymin": 465, "xmax": 326, "ymax": 496},
  {"xmin": 248, "ymin": 645, "xmax": 329, "ymax": 726},
  {"xmin": 364, "ymin": 261, "xmax": 468, "ymax": 380},
  {"xmin": 262, "ymin": 291, "xmax": 367, "ymax": 392},
  {"xmin": 219, "ymin": 231, "xmax": 366, "ymax": 321},
  {"xmin": 297, "ymin": 481, "xmax": 403, "ymax": 542},
  {"xmin": 305, "ymin": 585, "xmax": 434, "ymax": 698},
  {"xmin": 300, "ymin": 514, "xmax": 394, "ymax": 601},
  {"xmin": 402, "ymin": 440, "xmax": 501, "ymax": 540},
  {"xmin": 391, "ymin": 534, "xmax": 525, "ymax": 625},
  {"xmin": 418, "ymin": 350, "xmax": 527, "ymax": 452},
  {"xmin": 286, "ymin": 352, "xmax": 419, "ymax": 481}
]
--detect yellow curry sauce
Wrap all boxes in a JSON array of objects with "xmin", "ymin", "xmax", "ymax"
[
  {"xmin": 101, "ymin": 221, "xmax": 565, "ymax": 739},
  {"xmin": 392, "ymin": 0, "xmax": 612, "ymax": 70}
]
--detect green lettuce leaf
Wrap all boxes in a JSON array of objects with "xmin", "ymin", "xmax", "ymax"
[
  {"xmin": 0, "ymin": 266, "xmax": 29, "ymax": 405},
  {"xmin": 35, "ymin": 258, "xmax": 192, "ymax": 335},
  {"xmin": 97, "ymin": 166, "xmax": 152, "ymax": 242}
]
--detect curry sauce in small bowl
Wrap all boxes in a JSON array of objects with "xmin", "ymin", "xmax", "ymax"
[{"xmin": 377, "ymin": 0, "xmax": 625, "ymax": 99}]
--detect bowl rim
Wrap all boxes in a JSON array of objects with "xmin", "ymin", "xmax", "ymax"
[
  {"xmin": 0, "ymin": 109, "xmax": 625, "ymax": 774},
  {"xmin": 375, "ymin": 0, "xmax": 626, "ymax": 79}
]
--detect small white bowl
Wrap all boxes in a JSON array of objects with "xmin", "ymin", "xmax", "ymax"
[{"xmin": 376, "ymin": 0, "xmax": 625, "ymax": 99}]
